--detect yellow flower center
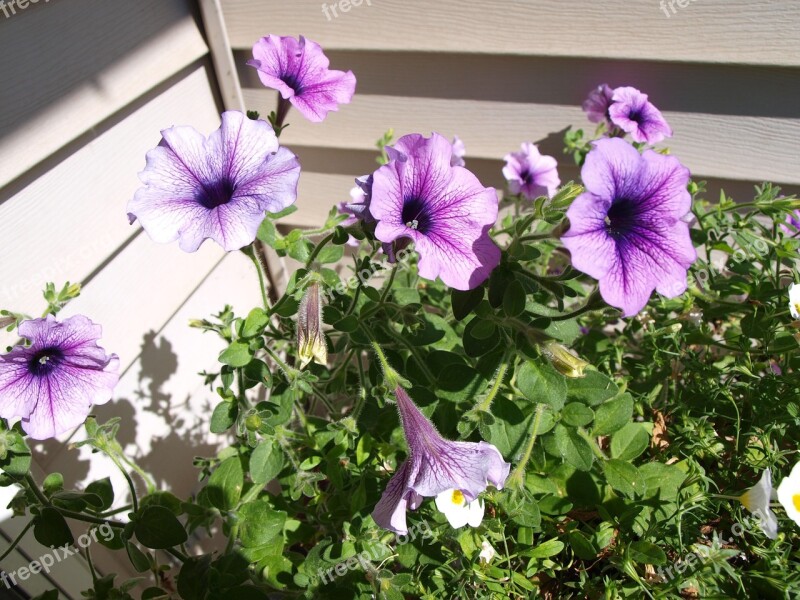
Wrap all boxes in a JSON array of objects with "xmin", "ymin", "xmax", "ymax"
[
  {"xmin": 793, "ymin": 494, "xmax": 800, "ymax": 512},
  {"xmin": 451, "ymin": 490, "xmax": 465, "ymax": 506},
  {"xmin": 794, "ymin": 302, "xmax": 800, "ymax": 317}
]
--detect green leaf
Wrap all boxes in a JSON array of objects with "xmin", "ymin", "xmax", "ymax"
[
  {"xmin": 208, "ymin": 456, "xmax": 244, "ymax": 510},
  {"xmin": 126, "ymin": 541, "xmax": 151, "ymax": 573},
  {"xmin": 85, "ymin": 477, "xmax": 115, "ymax": 511},
  {"xmin": 503, "ymin": 279, "xmax": 527, "ymax": 317},
  {"xmin": 316, "ymin": 244, "xmax": 344, "ymax": 264},
  {"xmin": 257, "ymin": 218, "xmax": 279, "ymax": 246},
  {"xmin": 628, "ymin": 540, "xmax": 667, "ymax": 566},
  {"xmin": 287, "ymin": 238, "xmax": 313, "ymax": 263},
  {"xmin": 603, "ymin": 459, "xmax": 647, "ymax": 498},
  {"xmin": 178, "ymin": 555, "xmax": 212, "ymax": 600},
  {"xmin": 567, "ymin": 530, "xmax": 598, "ymax": 560},
  {"xmin": 526, "ymin": 538, "xmax": 564, "ymax": 558},
  {"xmin": 451, "ymin": 287, "xmax": 484, "ymax": 321},
  {"xmin": 43, "ymin": 473, "xmax": 64, "ymax": 496},
  {"xmin": 562, "ymin": 402, "xmax": 594, "ymax": 427},
  {"xmin": 518, "ymin": 361, "xmax": 567, "ymax": 411},
  {"xmin": 566, "ymin": 370, "xmax": 619, "ymax": 406},
  {"xmin": 592, "ymin": 393, "xmax": 634, "ymax": 436},
  {"xmin": 33, "ymin": 507, "xmax": 74, "ymax": 547},
  {"xmin": 135, "ymin": 505, "xmax": 188, "ymax": 549},
  {"xmin": 610, "ymin": 423, "xmax": 650, "ymax": 461},
  {"xmin": 219, "ymin": 342, "xmax": 253, "ymax": 368},
  {"xmin": 333, "ymin": 315, "xmax": 359, "ymax": 333},
  {"xmin": 553, "ymin": 424, "xmax": 594, "ymax": 471},
  {"xmin": 210, "ymin": 400, "xmax": 238, "ymax": 434},
  {"xmin": 249, "ymin": 442, "xmax": 283, "ymax": 485},
  {"xmin": 238, "ymin": 501, "xmax": 286, "ymax": 549},
  {"xmin": 241, "ymin": 308, "xmax": 269, "ymax": 338}
]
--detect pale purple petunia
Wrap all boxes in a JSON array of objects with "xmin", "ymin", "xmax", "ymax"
[
  {"xmin": 582, "ymin": 84, "xmax": 615, "ymax": 124},
  {"xmin": 561, "ymin": 138, "xmax": 696, "ymax": 317},
  {"xmin": 128, "ymin": 111, "xmax": 300, "ymax": 253},
  {"xmin": 781, "ymin": 210, "xmax": 800, "ymax": 235},
  {"xmin": 248, "ymin": 35, "xmax": 356, "ymax": 123},
  {"xmin": 369, "ymin": 132, "xmax": 501, "ymax": 290},
  {"xmin": 450, "ymin": 135, "xmax": 466, "ymax": 167},
  {"xmin": 372, "ymin": 387, "xmax": 510, "ymax": 535},
  {"xmin": 608, "ymin": 86, "xmax": 672, "ymax": 145},
  {"xmin": 0, "ymin": 316, "xmax": 119, "ymax": 440},
  {"xmin": 502, "ymin": 142, "xmax": 561, "ymax": 200}
]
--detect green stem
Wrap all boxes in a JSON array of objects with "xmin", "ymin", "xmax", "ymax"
[
  {"xmin": 243, "ymin": 245, "xmax": 271, "ymax": 311},
  {"xmin": 508, "ymin": 404, "xmax": 546, "ymax": 487},
  {"xmin": 24, "ymin": 473, "xmax": 51, "ymax": 506},
  {"xmin": 165, "ymin": 547, "xmax": 189, "ymax": 563},
  {"xmin": 57, "ymin": 509, "xmax": 125, "ymax": 528},
  {"xmin": 380, "ymin": 325, "xmax": 436, "ymax": 386},
  {"xmin": 352, "ymin": 353, "xmax": 368, "ymax": 420},
  {"xmin": 478, "ymin": 362, "xmax": 509, "ymax": 412},
  {"xmin": 107, "ymin": 454, "xmax": 141, "ymax": 512},
  {"xmin": 305, "ymin": 233, "xmax": 335, "ymax": 268},
  {"xmin": 0, "ymin": 519, "xmax": 34, "ymax": 561},
  {"xmin": 379, "ymin": 264, "xmax": 399, "ymax": 303},
  {"xmin": 84, "ymin": 546, "xmax": 98, "ymax": 583}
]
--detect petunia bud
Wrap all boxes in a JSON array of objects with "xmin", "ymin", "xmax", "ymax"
[
  {"xmin": 297, "ymin": 282, "xmax": 327, "ymax": 367},
  {"xmin": 540, "ymin": 341, "xmax": 589, "ymax": 378}
]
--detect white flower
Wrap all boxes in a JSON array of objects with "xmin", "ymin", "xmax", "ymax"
[
  {"xmin": 479, "ymin": 540, "xmax": 496, "ymax": 563},
  {"xmin": 777, "ymin": 461, "xmax": 800, "ymax": 527},
  {"xmin": 790, "ymin": 283, "xmax": 800, "ymax": 319},
  {"xmin": 434, "ymin": 489, "xmax": 484, "ymax": 528},
  {"xmin": 739, "ymin": 469, "xmax": 779, "ymax": 539}
]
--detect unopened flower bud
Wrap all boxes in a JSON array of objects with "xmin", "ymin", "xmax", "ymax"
[
  {"xmin": 540, "ymin": 340, "xmax": 589, "ymax": 378},
  {"xmin": 297, "ymin": 282, "xmax": 327, "ymax": 367},
  {"xmin": 245, "ymin": 414, "xmax": 262, "ymax": 431}
]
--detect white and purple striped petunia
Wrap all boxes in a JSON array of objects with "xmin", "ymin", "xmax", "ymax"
[
  {"xmin": 369, "ymin": 132, "xmax": 501, "ymax": 290},
  {"xmin": 248, "ymin": 35, "xmax": 356, "ymax": 123},
  {"xmin": 0, "ymin": 315, "xmax": 119, "ymax": 440},
  {"xmin": 372, "ymin": 387, "xmax": 510, "ymax": 535},
  {"xmin": 561, "ymin": 138, "xmax": 696, "ymax": 317},
  {"xmin": 127, "ymin": 111, "xmax": 300, "ymax": 253}
]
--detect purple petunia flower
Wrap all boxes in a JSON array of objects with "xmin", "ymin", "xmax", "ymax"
[
  {"xmin": 127, "ymin": 111, "xmax": 300, "ymax": 253},
  {"xmin": 372, "ymin": 387, "xmax": 510, "ymax": 534},
  {"xmin": 369, "ymin": 132, "xmax": 501, "ymax": 290},
  {"xmin": 582, "ymin": 84, "xmax": 615, "ymax": 124},
  {"xmin": 502, "ymin": 142, "xmax": 561, "ymax": 200},
  {"xmin": 0, "ymin": 316, "xmax": 119, "ymax": 440},
  {"xmin": 781, "ymin": 210, "xmax": 800, "ymax": 236},
  {"xmin": 561, "ymin": 138, "xmax": 696, "ymax": 317},
  {"xmin": 608, "ymin": 86, "xmax": 672, "ymax": 145},
  {"xmin": 248, "ymin": 35, "xmax": 356, "ymax": 123},
  {"xmin": 450, "ymin": 135, "xmax": 466, "ymax": 167}
]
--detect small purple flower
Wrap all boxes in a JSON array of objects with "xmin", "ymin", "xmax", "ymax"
[
  {"xmin": 0, "ymin": 316, "xmax": 119, "ymax": 440},
  {"xmin": 372, "ymin": 387, "xmax": 510, "ymax": 534},
  {"xmin": 502, "ymin": 142, "xmax": 561, "ymax": 200},
  {"xmin": 582, "ymin": 84, "xmax": 615, "ymax": 124},
  {"xmin": 450, "ymin": 135, "xmax": 466, "ymax": 167},
  {"xmin": 781, "ymin": 210, "xmax": 800, "ymax": 236},
  {"xmin": 338, "ymin": 174, "xmax": 374, "ymax": 226},
  {"xmin": 562, "ymin": 138, "xmax": 696, "ymax": 317},
  {"xmin": 608, "ymin": 86, "xmax": 672, "ymax": 145},
  {"xmin": 128, "ymin": 111, "xmax": 300, "ymax": 253},
  {"xmin": 248, "ymin": 35, "xmax": 356, "ymax": 123},
  {"xmin": 370, "ymin": 133, "xmax": 501, "ymax": 290}
]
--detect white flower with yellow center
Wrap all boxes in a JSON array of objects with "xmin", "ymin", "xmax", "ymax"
[
  {"xmin": 738, "ymin": 469, "xmax": 779, "ymax": 539},
  {"xmin": 479, "ymin": 540, "xmax": 496, "ymax": 563},
  {"xmin": 790, "ymin": 283, "xmax": 800, "ymax": 320},
  {"xmin": 434, "ymin": 489, "xmax": 484, "ymax": 529},
  {"xmin": 777, "ymin": 461, "xmax": 800, "ymax": 527}
]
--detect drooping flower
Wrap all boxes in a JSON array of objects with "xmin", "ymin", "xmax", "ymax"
[
  {"xmin": 608, "ymin": 86, "xmax": 672, "ymax": 144},
  {"xmin": 561, "ymin": 138, "xmax": 696, "ymax": 317},
  {"xmin": 248, "ymin": 35, "xmax": 356, "ymax": 123},
  {"xmin": 297, "ymin": 282, "xmax": 327, "ymax": 367},
  {"xmin": 478, "ymin": 540, "xmax": 496, "ymax": 563},
  {"xmin": 582, "ymin": 84, "xmax": 615, "ymax": 124},
  {"xmin": 540, "ymin": 341, "xmax": 589, "ymax": 378},
  {"xmin": 0, "ymin": 316, "xmax": 119, "ymax": 440},
  {"xmin": 371, "ymin": 387, "xmax": 510, "ymax": 534},
  {"xmin": 128, "ymin": 111, "xmax": 300, "ymax": 252},
  {"xmin": 738, "ymin": 469, "xmax": 779, "ymax": 539},
  {"xmin": 338, "ymin": 174, "xmax": 374, "ymax": 226},
  {"xmin": 777, "ymin": 461, "xmax": 800, "ymax": 527},
  {"xmin": 450, "ymin": 136, "xmax": 466, "ymax": 167},
  {"xmin": 502, "ymin": 142, "xmax": 560, "ymax": 200},
  {"xmin": 789, "ymin": 283, "xmax": 800, "ymax": 319},
  {"xmin": 369, "ymin": 133, "xmax": 501, "ymax": 290}
]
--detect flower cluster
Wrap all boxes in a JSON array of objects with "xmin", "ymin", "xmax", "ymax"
[{"xmin": 583, "ymin": 84, "xmax": 672, "ymax": 144}]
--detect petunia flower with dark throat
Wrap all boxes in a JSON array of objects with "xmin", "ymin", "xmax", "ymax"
[
  {"xmin": 127, "ymin": 111, "xmax": 300, "ymax": 253},
  {"xmin": 0, "ymin": 315, "xmax": 119, "ymax": 440},
  {"xmin": 372, "ymin": 387, "xmax": 510, "ymax": 534},
  {"xmin": 502, "ymin": 142, "xmax": 560, "ymax": 200},
  {"xmin": 248, "ymin": 35, "xmax": 356, "ymax": 124},
  {"xmin": 582, "ymin": 84, "xmax": 615, "ymax": 124},
  {"xmin": 369, "ymin": 132, "xmax": 501, "ymax": 290},
  {"xmin": 608, "ymin": 86, "xmax": 672, "ymax": 145},
  {"xmin": 561, "ymin": 138, "xmax": 696, "ymax": 317}
]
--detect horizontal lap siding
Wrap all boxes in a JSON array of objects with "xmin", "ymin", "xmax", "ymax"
[{"xmin": 217, "ymin": 0, "xmax": 800, "ymax": 229}]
